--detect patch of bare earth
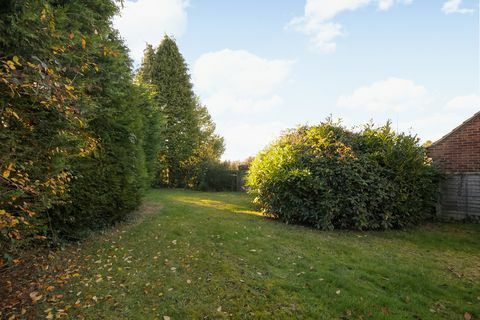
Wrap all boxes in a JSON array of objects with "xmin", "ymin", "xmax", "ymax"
[{"xmin": 124, "ymin": 201, "xmax": 164, "ymax": 226}]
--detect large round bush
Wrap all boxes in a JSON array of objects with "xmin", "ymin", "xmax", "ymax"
[{"xmin": 246, "ymin": 121, "xmax": 440, "ymax": 230}]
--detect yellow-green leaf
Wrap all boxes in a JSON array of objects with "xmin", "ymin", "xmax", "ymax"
[
  {"xmin": 12, "ymin": 56, "xmax": 21, "ymax": 65},
  {"xmin": 6, "ymin": 60, "xmax": 15, "ymax": 70}
]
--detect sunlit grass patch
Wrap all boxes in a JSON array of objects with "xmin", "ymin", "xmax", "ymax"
[
  {"xmin": 176, "ymin": 196, "xmax": 263, "ymax": 216},
  {"xmin": 30, "ymin": 189, "xmax": 480, "ymax": 320}
]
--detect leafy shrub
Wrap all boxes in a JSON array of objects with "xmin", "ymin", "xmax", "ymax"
[
  {"xmin": 246, "ymin": 120, "xmax": 440, "ymax": 230},
  {"xmin": 196, "ymin": 161, "xmax": 237, "ymax": 191}
]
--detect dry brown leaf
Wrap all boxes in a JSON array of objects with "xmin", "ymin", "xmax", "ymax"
[{"xmin": 29, "ymin": 291, "xmax": 43, "ymax": 303}]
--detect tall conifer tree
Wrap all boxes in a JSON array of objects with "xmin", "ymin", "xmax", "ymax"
[
  {"xmin": 138, "ymin": 36, "xmax": 226, "ymax": 187},
  {"xmin": 147, "ymin": 36, "xmax": 202, "ymax": 186},
  {"xmin": 137, "ymin": 44, "xmax": 164, "ymax": 185}
]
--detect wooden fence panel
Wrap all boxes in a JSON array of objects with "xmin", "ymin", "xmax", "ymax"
[{"xmin": 439, "ymin": 173, "xmax": 480, "ymax": 219}]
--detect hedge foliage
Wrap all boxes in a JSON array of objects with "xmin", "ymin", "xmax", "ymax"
[
  {"xmin": 247, "ymin": 121, "xmax": 441, "ymax": 230},
  {"xmin": 196, "ymin": 161, "xmax": 237, "ymax": 192},
  {"xmin": 0, "ymin": 0, "xmax": 150, "ymax": 248},
  {"xmin": 0, "ymin": 1, "xmax": 225, "ymax": 256}
]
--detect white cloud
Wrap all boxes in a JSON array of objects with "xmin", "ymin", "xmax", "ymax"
[
  {"xmin": 338, "ymin": 84, "xmax": 479, "ymax": 143},
  {"xmin": 421, "ymin": 94, "xmax": 479, "ymax": 141},
  {"xmin": 337, "ymin": 77, "xmax": 429, "ymax": 112},
  {"xmin": 302, "ymin": 0, "xmax": 371, "ymax": 22},
  {"xmin": 113, "ymin": 0, "xmax": 188, "ymax": 64},
  {"xmin": 399, "ymin": 95, "xmax": 479, "ymax": 142},
  {"xmin": 193, "ymin": 49, "xmax": 294, "ymax": 116},
  {"xmin": 445, "ymin": 94, "xmax": 480, "ymax": 110},
  {"xmin": 398, "ymin": 112, "xmax": 466, "ymax": 141},
  {"xmin": 203, "ymin": 92, "xmax": 283, "ymax": 115},
  {"xmin": 378, "ymin": 0, "xmax": 395, "ymax": 11},
  {"xmin": 442, "ymin": 0, "xmax": 475, "ymax": 14},
  {"xmin": 219, "ymin": 122, "xmax": 286, "ymax": 160},
  {"xmin": 287, "ymin": 0, "xmax": 413, "ymax": 53},
  {"xmin": 288, "ymin": 18, "xmax": 344, "ymax": 53}
]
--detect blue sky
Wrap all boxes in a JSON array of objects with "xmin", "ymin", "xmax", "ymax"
[{"xmin": 114, "ymin": 0, "xmax": 479, "ymax": 160}]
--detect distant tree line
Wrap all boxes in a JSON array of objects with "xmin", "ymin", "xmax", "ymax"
[{"xmin": 0, "ymin": 0, "xmax": 225, "ymax": 258}]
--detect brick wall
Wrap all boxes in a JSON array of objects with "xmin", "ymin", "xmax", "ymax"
[{"xmin": 427, "ymin": 112, "xmax": 480, "ymax": 173}]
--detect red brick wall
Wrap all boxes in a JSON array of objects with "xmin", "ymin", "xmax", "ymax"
[{"xmin": 427, "ymin": 113, "xmax": 480, "ymax": 173}]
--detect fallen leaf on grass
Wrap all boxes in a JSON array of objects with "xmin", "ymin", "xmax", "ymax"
[
  {"xmin": 336, "ymin": 290, "xmax": 341, "ymax": 295},
  {"xmin": 163, "ymin": 316, "xmax": 171, "ymax": 320},
  {"xmin": 464, "ymin": 312, "xmax": 472, "ymax": 320},
  {"xmin": 29, "ymin": 291, "xmax": 42, "ymax": 303}
]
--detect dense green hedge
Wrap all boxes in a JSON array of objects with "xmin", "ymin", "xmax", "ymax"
[
  {"xmin": 0, "ymin": 1, "xmax": 226, "ymax": 254},
  {"xmin": 196, "ymin": 161, "xmax": 237, "ymax": 192},
  {"xmin": 247, "ymin": 121, "xmax": 441, "ymax": 230},
  {"xmin": 0, "ymin": 0, "xmax": 150, "ymax": 246}
]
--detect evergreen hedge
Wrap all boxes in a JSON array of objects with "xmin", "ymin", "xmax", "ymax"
[{"xmin": 0, "ymin": 1, "xmax": 226, "ymax": 255}]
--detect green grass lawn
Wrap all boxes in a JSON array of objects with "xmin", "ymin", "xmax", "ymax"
[{"xmin": 33, "ymin": 189, "xmax": 479, "ymax": 319}]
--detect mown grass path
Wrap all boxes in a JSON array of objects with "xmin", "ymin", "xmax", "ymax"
[{"xmin": 33, "ymin": 190, "xmax": 479, "ymax": 319}]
